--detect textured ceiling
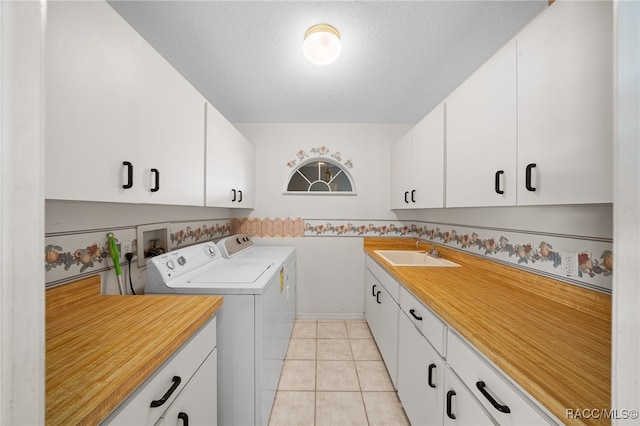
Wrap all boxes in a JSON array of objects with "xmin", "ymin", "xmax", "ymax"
[{"xmin": 108, "ymin": 1, "xmax": 547, "ymax": 124}]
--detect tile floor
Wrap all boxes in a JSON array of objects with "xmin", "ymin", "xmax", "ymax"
[{"xmin": 269, "ymin": 320, "xmax": 410, "ymax": 426}]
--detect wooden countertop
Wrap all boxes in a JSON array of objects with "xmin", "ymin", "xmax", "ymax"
[
  {"xmin": 46, "ymin": 276, "xmax": 223, "ymax": 425},
  {"xmin": 364, "ymin": 238, "xmax": 611, "ymax": 426}
]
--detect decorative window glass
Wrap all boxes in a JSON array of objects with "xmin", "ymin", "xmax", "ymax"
[{"xmin": 285, "ymin": 158, "xmax": 355, "ymax": 194}]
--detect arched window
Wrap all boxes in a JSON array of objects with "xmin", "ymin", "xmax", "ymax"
[{"xmin": 284, "ymin": 158, "xmax": 356, "ymax": 194}]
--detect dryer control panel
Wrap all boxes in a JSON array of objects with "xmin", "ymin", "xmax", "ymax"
[{"xmin": 217, "ymin": 234, "xmax": 254, "ymax": 258}]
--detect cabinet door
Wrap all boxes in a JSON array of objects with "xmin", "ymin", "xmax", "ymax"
[
  {"xmin": 205, "ymin": 103, "xmax": 256, "ymax": 208},
  {"xmin": 136, "ymin": 70, "xmax": 205, "ymax": 206},
  {"xmin": 233, "ymin": 131, "xmax": 256, "ymax": 209},
  {"xmin": 397, "ymin": 311, "xmax": 444, "ymax": 426},
  {"xmin": 45, "ymin": 1, "xmax": 142, "ymax": 203},
  {"xmin": 411, "ymin": 102, "xmax": 445, "ymax": 208},
  {"xmin": 364, "ymin": 269, "xmax": 380, "ymax": 341},
  {"xmin": 447, "ymin": 331, "xmax": 552, "ymax": 425},
  {"xmin": 206, "ymin": 103, "xmax": 237, "ymax": 207},
  {"xmin": 390, "ymin": 104, "xmax": 445, "ymax": 209},
  {"xmin": 158, "ymin": 349, "xmax": 217, "ymax": 426},
  {"xmin": 516, "ymin": 0, "xmax": 613, "ymax": 205},
  {"xmin": 390, "ymin": 131, "xmax": 413, "ymax": 209},
  {"xmin": 444, "ymin": 366, "xmax": 495, "ymax": 426},
  {"xmin": 46, "ymin": 2, "xmax": 206, "ymax": 206},
  {"xmin": 376, "ymin": 284, "xmax": 399, "ymax": 388},
  {"xmin": 446, "ymin": 41, "xmax": 517, "ymax": 207}
]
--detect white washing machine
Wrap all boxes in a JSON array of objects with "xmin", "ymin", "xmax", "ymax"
[{"xmin": 145, "ymin": 241, "xmax": 286, "ymax": 426}]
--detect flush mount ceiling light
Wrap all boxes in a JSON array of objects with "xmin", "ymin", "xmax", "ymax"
[{"xmin": 303, "ymin": 23, "xmax": 341, "ymax": 66}]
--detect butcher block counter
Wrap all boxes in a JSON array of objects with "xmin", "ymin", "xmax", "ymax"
[
  {"xmin": 46, "ymin": 275, "xmax": 223, "ymax": 425},
  {"xmin": 364, "ymin": 238, "xmax": 611, "ymax": 426}
]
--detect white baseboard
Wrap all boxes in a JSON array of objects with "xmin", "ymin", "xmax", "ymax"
[{"xmin": 295, "ymin": 313, "xmax": 366, "ymax": 321}]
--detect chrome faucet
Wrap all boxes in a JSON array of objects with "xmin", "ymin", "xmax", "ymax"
[{"xmin": 428, "ymin": 246, "xmax": 440, "ymax": 258}]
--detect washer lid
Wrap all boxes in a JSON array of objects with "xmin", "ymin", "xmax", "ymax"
[{"xmin": 188, "ymin": 260, "xmax": 274, "ymax": 284}]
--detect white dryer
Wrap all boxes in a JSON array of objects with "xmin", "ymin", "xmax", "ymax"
[
  {"xmin": 145, "ymin": 241, "xmax": 285, "ymax": 426},
  {"xmin": 217, "ymin": 235, "xmax": 297, "ymax": 344}
]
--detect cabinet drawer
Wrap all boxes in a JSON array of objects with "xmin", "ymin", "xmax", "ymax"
[
  {"xmin": 444, "ymin": 365, "xmax": 495, "ymax": 426},
  {"xmin": 366, "ymin": 256, "xmax": 400, "ymax": 303},
  {"xmin": 157, "ymin": 349, "xmax": 217, "ymax": 426},
  {"xmin": 104, "ymin": 316, "xmax": 217, "ymax": 425},
  {"xmin": 399, "ymin": 286, "xmax": 446, "ymax": 357},
  {"xmin": 447, "ymin": 330, "xmax": 555, "ymax": 425}
]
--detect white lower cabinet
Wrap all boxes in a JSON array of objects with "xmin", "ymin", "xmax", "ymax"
[
  {"xmin": 365, "ymin": 257, "xmax": 400, "ymax": 387},
  {"xmin": 444, "ymin": 365, "xmax": 495, "ymax": 426},
  {"xmin": 103, "ymin": 317, "xmax": 217, "ymax": 425},
  {"xmin": 447, "ymin": 330, "xmax": 552, "ymax": 425},
  {"xmin": 156, "ymin": 349, "xmax": 217, "ymax": 426},
  {"xmin": 397, "ymin": 310, "xmax": 445, "ymax": 426},
  {"xmin": 365, "ymin": 255, "xmax": 558, "ymax": 426}
]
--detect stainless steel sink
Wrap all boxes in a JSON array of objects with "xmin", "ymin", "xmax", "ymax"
[{"xmin": 374, "ymin": 250, "xmax": 461, "ymax": 267}]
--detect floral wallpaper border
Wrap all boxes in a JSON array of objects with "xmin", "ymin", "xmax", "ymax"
[
  {"xmin": 45, "ymin": 228, "xmax": 137, "ymax": 286},
  {"xmin": 286, "ymin": 146, "xmax": 353, "ymax": 169},
  {"xmin": 169, "ymin": 220, "xmax": 231, "ymax": 249},
  {"xmin": 45, "ymin": 220, "xmax": 231, "ymax": 286},
  {"xmin": 45, "ymin": 215, "xmax": 613, "ymax": 293},
  {"xmin": 304, "ymin": 219, "xmax": 613, "ymax": 293}
]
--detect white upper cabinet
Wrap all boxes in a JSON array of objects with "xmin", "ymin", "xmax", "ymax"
[
  {"xmin": 134, "ymin": 52, "xmax": 206, "ymax": 206},
  {"xmin": 45, "ymin": 1, "xmax": 205, "ymax": 206},
  {"xmin": 516, "ymin": 0, "xmax": 613, "ymax": 205},
  {"xmin": 390, "ymin": 103, "xmax": 445, "ymax": 209},
  {"xmin": 205, "ymin": 103, "xmax": 256, "ymax": 209},
  {"xmin": 444, "ymin": 0, "xmax": 612, "ymax": 208},
  {"xmin": 390, "ymin": 131, "xmax": 412, "ymax": 209},
  {"xmin": 446, "ymin": 41, "xmax": 517, "ymax": 207}
]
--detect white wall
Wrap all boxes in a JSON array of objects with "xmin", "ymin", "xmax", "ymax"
[
  {"xmin": 237, "ymin": 123, "xmax": 410, "ymax": 317},
  {"xmin": 238, "ymin": 122, "xmax": 613, "ymax": 317},
  {"xmin": 46, "ymin": 200, "xmax": 231, "ymax": 233},
  {"xmin": 414, "ymin": 204, "xmax": 612, "ymax": 239},
  {"xmin": 238, "ymin": 123, "xmax": 410, "ymax": 220}
]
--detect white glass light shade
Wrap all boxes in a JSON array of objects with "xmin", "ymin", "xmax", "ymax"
[{"xmin": 303, "ymin": 24, "xmax": 341, "ymax": 66}]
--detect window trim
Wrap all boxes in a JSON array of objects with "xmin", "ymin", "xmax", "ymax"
[{"xmin": 283, "ymin": 157, "xmax": 356, "ymax": 195}]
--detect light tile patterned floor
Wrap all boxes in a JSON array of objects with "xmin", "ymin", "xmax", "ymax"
[{"xmin": 269, "ymin": 320, "xmax": 410, "ymax": 426}]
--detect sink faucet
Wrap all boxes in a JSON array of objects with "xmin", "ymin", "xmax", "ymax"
[{"xmin": 428, "ymin": 246, "xmax": 439, "ymax": 258}]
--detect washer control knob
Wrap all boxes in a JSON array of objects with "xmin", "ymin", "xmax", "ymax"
[
  {"xmin": 207, "ymin": 246, "xmax": 216, "ymax": 255},
  {"xmin": 236, "ymin": 237, "xmax": 241, "ymax": 244},
  {"xmin": 177, "ymin": 256, "xmax": 187, "ymax": 266},
  {"xmin": 243, "ymin": 237, "xmax": 249, "ymax": 242},
  {"xmin": 166, "ymin": 260, "xmax": 175, "ymax": 270}
]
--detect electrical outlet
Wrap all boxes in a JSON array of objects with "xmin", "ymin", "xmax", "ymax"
[
  {"xmin": 122, "ymin": 241, "xmax": 133, "ymax": 256},
  {"xmin": 561, "ymin": 250, "xmax": 578, "ymax": 277}
]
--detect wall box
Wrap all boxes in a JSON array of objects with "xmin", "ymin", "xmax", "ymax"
[{"xmin": 136, "ymin": 223, "xmax": 170, "ymax": 268}]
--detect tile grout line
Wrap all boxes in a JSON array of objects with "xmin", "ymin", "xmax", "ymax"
[
  {"xmin": 349, "ymin": 324, "xmax": 372, "ymax": 426},
  {"xmin": 276, "ymin": 320, "xmax": 400, "ymax": 426}
]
